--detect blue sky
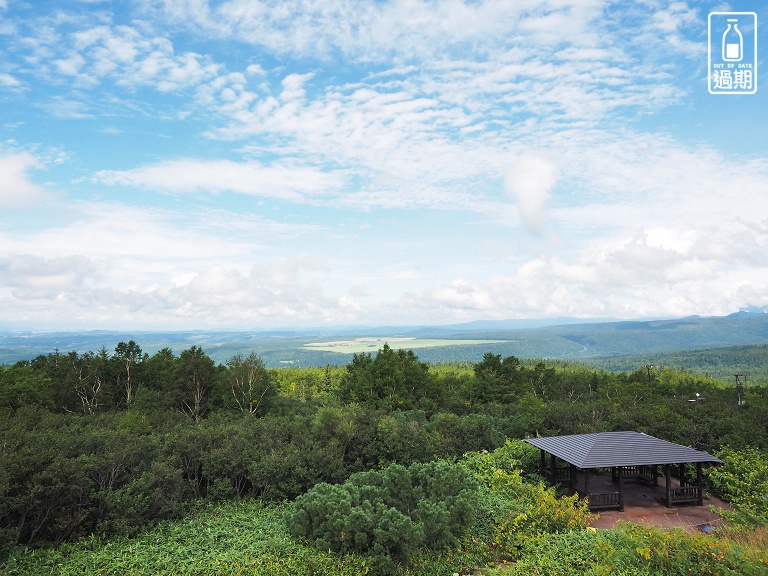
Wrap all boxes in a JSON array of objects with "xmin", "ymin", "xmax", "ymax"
[{"xmin": 1, "ymin": 0, "xmax": 767, "ymax": 330}]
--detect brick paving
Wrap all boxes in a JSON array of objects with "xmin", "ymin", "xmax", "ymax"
[{"xmin": 584, "ymin": 470, "xmax": 730, "ymax": 533}]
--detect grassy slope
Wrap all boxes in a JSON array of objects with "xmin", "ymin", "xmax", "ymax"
[{"xmin": 0, "ymin": 500, "xmax": 482, "ymax": 576}]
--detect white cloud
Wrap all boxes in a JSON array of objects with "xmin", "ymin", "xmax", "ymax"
[
  {"xmin": 0, "ymin": 256, "xmax": 349, "ymax": 329},
  {"xmin": 41, "ymin": 96, "xmax": 94, "ymax": 119},
  {"xmin": 400, "ymin": 216, "xmax": 768, "ymax": 323},
  {"xmin": 431, "ymin": 278, "xmax": 496, "ymax": 311},
  {"xmin": 94, "ymin": 159, "xmax": 346, "ymax": 201},
  {"xmin": 13, "ymin": 18, "xmax": 221, "ymax": 93},
  {"xmin": 0, "ymin": 196, "xmax": 343, "ymax": 328},
  {"xmin": 0, "ymin": 152, "xmax": 45, "ymax": 207},
  {"xmin": 0, "ymin": 73, "xmax": 20, "ymax": 87},
  {"xmin": 505, "ymin": 155, "xmax": 557, "ymax": 234},
  {"xmin": 636, "ymin": 1, "xmax": 701, "ymax": 59},
  {"xmin": 546, "ymin": 131, "xmax": 768, "ymax": 241},
  {"xmin": 150, "ymin": 0, "xmax": 607, "ymax": 61},
  {"xmin": 0, "ymin": 254, "xmax": 94, "ymax": 299},
  {"xmin": 1, "ymin": 199, "xmax": 323, "ymax": 263},
  {"xmin": 185, "ymin": 31, "xmax": 693, "ymax": 221},
  {"xmin": 2, "ymin": 1, "xmax": 767, "ymax": 329}
]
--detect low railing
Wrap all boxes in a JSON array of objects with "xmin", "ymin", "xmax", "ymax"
[
  {"xmin": 617, "ymin": 465, "xmax": 656, "ymax": 485},
  {"xmin": 544, "ymin": 466, "xmax": 572, "ymax": 483},
  {"xmin": 588, "ymin": 492, "xmax": 621, "ymax": 511},
  {"xmin": 554, "ymin": 467, "xmax": 571, "ymax": 483},
  {"xmin": 671, "ymin": 486, "xmax": 700, "ymax": 504}
]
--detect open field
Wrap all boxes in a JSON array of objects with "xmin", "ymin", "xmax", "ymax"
[{"xmin": 303, "ymin": 337, "xmax": 505, "ymax": 353}]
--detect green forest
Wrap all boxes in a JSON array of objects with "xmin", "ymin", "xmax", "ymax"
[{"xmin": 1, "ymin": 341, "xmax": 768, "ymax": 575}]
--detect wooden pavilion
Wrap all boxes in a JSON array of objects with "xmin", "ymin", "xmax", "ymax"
[{"xmin": 525, "ymin": 431, "xmax": 723, "ymax": 512}]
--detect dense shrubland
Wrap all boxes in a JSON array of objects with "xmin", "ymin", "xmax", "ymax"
[
  {"xmin": 1, "ymin": 342, "xmax": 768, "ymax": 573},
  {"xmin": 3, "ymin": 442, "xmax": 766, "ymax": 575}
]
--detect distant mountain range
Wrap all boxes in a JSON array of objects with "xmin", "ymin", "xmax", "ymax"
[{"xmin": 1, "ymin": 312, "xmax": 767, "ymax": 368}]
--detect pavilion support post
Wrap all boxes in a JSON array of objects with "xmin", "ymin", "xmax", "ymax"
[
  {"xmin": 679, "ymin": 463, "xmax": 687, "ymax": 487},
  {"xmin": 550, "ymin": 453, "xmax": 557, "ymax": 483},
  {"xmin": 618, "ymin": 466, "xmax": 624, "ymax": 512},
  {"xmin": 696, "ymin": 462, "xmax": 704, "ymax": 506},
  {"xmin": 653, "ymin": 465, "xmax": 659, "ymax": 487},
  {"xmin": 569, "ymin": 464, "xmax": 577, "ymax": 496},
  {"xmin": 664, "ymin": 463, "xmax": 672, "ymax": 508},
  {"xmin": 584, "ymin": 469, "xmax": 591, "ymax": 503}
]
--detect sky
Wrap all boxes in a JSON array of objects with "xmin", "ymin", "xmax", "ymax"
[{"xmin": 1, "ymin": 0, "xmax": 767, "ymax": 331}]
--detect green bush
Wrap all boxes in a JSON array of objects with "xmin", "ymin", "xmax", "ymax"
[
  {"xmin": 709, "ymin": 446, "xmax": 768, "ymax": 528},
  {"xmin": 286, "ymin": 460, "xmax": 478, "ymax": 573},
  {"xmin": 461, "ymin": 439, "xmax": 540, "ymax": 490},
  {"xmin": 462, "ymin": 441, "xmax": 591, "ymax": 563}
]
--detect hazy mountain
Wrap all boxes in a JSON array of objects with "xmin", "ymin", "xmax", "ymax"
[{"xmin": 1, "ymin": 312, "xmax": 767, "ymax": 367}]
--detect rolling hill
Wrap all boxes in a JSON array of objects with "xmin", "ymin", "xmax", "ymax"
[{"xmin": 1, "ymin": 313, "xmax": 767, "ymax": 373}]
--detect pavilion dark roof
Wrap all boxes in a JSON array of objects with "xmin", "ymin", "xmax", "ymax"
[{"xmin": 525, "ymin": 431, "xmax": 723, "ymax": 469}]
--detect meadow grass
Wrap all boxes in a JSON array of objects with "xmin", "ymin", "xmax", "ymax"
[
  {"xmin": 4, "ymin": 497, "xmax": 768, "ymax": 576},
  {"xmin": 3, "ymin": 464, "xmax": 767, "ymax": 576},
  {"xmin": 0, "ymin": 500, "xmax": 485, "ymax": 576}
]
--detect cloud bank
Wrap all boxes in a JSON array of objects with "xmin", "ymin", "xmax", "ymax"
[{"xmin": 0, "ymin": 1, "xmax": 766, "ymax": 329}]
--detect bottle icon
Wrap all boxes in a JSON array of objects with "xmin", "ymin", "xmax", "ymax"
[{"xmin": 722, "ymin": 19, "xmax": 743, "ymax": 61}]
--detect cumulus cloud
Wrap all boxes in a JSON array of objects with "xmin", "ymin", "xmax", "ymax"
[
  {"xmin": 0, "ymin": 255, "xmax": 348, "ymax": 329},
  {"xmin": 0, "ymin": 254, "xmax": 94, "ymax": 298},
  {"xmin": 0, "ymin": 194, "xmax": 343, "ymax": 327},
  {"xmin": 504, "ymin": 155, "xmax": 557, "ymax": 234},
  {"xmin": 0, "ymin": 152, "xmax": 45, "ymax": 207},
  {"xmin": 384, "ymin": 215, "xmax": 768, "ymax": 325}
]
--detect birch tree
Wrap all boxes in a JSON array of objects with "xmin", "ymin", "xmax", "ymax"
[{"xmin": 226, "ymin": 352, "xmax": 274, "ymax": 415}]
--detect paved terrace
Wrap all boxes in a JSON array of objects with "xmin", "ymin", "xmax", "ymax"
[{"xmin": 586, "ymin": 470, "xmax": 730, "ymax": 532}]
